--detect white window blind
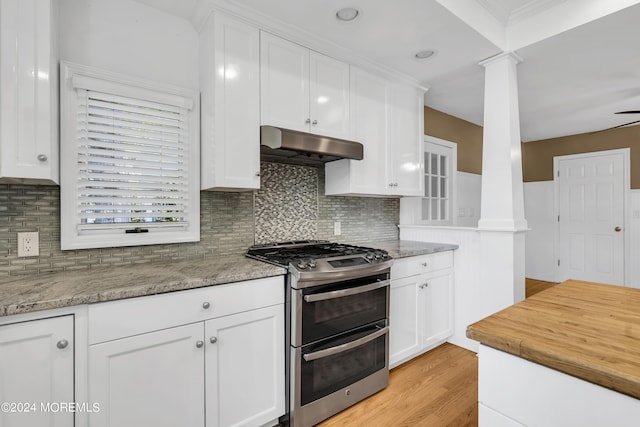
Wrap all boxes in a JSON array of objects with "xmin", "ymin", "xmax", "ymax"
[
  {"xmin": 77, "ymin": 90, "xmax": 190, "ymax": 227},
  {"xmin": 60, "ymin": 62, "xmax": 199, "ymax": 250}
]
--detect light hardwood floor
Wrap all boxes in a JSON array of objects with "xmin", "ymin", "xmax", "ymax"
[{"xmin": 316, "ymin": 278, "xmax": 559, "ymax": 427}]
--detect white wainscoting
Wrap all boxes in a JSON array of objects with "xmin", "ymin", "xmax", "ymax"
[
  {"xmin": 523, "ymin": 181, "xmax": 556, "ymax": 282},
  {"xmin": 399, "ymin": 226, "xmax": 481, "ymax": 352}
]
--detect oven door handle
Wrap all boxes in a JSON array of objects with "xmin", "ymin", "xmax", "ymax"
[
  {"xmin": 303, "ymin": 326, "xmax": 388, "ymax": 362},
  {"xmin": 303, "ymin": 280, "xmax": 390, "ymax": 303}
]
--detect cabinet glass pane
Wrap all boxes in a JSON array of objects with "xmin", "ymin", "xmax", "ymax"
[
  {"xmin": 431, "ymin": 200, "xmax": 438, "ymax": 219},
  {"xmin": 431, "ymin": 176, "xmax": 438, "ymax": 198},
  {"xmin": 431, "ymin": 154, "xmax": 438, "ymax": 176},
  {"xmin": 440, "ymin": 155, "xmax": 447, "ymax": 177},
  {"xmin": 441, "ymin": 178, "xmax": 447, "ymax": 198},
  {"xmin": 441, "ymin": 199, "xmax": 447, "ymax": 220},
  {"xmin": 424, "ymin": 152, "xmax": 431, "ymax": 174},
  {"xmin": 424, "ymin": 176, "xmax": 430, "ymax": 197}
]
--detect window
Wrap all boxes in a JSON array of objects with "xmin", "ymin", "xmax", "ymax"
[
  {"xmin": 421, "ymin": 137, "xmax": 456, "ymax": 224},
  {"xmin": 60, "ymin": 62, "xmax": 200, "ymax": 250}
]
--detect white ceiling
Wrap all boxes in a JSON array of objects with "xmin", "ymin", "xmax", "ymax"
[{"xmin": 135, "ymin": 0, "xmax": 640, "ymax": 142}]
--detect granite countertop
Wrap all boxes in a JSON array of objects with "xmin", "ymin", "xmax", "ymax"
[
  {"xmin": 467, "ymin": 280, "xmax": 640, "ymax": 400},
  {"xmin": 0, "ymin": 255, "xmax": 286, "ymax": 318},
  {"xmin": 367, "ymin": 239, "xmax": 458, "ymax": 258}
]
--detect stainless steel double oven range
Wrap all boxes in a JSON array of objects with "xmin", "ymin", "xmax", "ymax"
[{"xmin": 247, "ymin": 240, "xmax": 393, "ymax": 427}]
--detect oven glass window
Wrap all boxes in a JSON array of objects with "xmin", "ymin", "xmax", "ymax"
[
  {"xmin": 300, "ymin": 324, "xmax": 387, "ymax": 406},
  {"xmin": 301, "ymin": 275, "xmax": 388, "ymax": 345}
]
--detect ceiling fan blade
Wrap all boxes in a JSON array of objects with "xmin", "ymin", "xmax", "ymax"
[
  {"xmin": 615, "ymin": 111, "xmax": 640, "ymax": 114},
  {"xmin": 593, "ymin": 119, "xmax": 640, "ymax": 133}
]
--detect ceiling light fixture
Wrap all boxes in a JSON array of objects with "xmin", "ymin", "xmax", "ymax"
[
  {"xmin": 414, "ymin": 50, "xmax": 437, "ymax": 61},
  {"xmin": 336, "ymin": 7, "xmax": 359, "ymax": 22}
]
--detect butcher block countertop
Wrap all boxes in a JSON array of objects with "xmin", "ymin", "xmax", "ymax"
[{"xmin": 467, "ymin": 280, "xmax": 640, "ymax": 399}]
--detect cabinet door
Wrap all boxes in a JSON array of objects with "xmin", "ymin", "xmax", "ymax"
[
  {"xmin": 389, "ymin": 276, "xmax": 421, "ymax": 368},
  {"xmin": 0, "ymin": 315, "xmax": 73, "ymax": 427},
  {"xmin": 205, "ymin": 304, "xmax": 285, "ymax": 427},
  {"xmin": 390, "ymin": 83, "xmax": 424, "ymax": 196},
  {"xmin": 347, "ymin": 66, "xmax": 390, "ymax": 194},
  {"xmin": 422, "ymin": 270, "xmax": 454, "ymax": 349},
  {"xmin": 309, "ymin": 51, "xmax": 350, "ymax": 139},
  {"xmin": 260, "ymin": 32, "xmax": 310, "ymax": 132},
  {"xmin": 89, "ymin": 323, "xmax": 205, "ymax": 427},
  {"xmin": 200, "ymin": 12, "xmax": 260, "ymax": 190}
]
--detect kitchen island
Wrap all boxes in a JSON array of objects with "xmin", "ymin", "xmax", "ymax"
[{"xmin": 467, "ymin": 280, "xmax": 640, "ymax": 426}]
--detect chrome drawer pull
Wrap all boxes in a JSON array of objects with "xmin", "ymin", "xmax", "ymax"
[
  {"xmin": 303, "ymin": 326, "xmax": 388, "ymax": 362},
  {"xmin": 304, "ymin": 280, "xmax": 390, "ymax": 303}
]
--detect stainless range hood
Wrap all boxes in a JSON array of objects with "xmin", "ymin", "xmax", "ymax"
[{"xmin": 260, "ymin": 125, "xmax": 363, "ymax": 165}]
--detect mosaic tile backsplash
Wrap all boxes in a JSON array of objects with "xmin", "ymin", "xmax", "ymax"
[{"xmin": 0, "ymin": 162, "xmax": 399, "ymax": 279}]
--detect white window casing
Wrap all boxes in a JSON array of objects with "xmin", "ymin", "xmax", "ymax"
[{"xmin": 60, "ymin": 62, "xmax": 200, "ymax": 250}]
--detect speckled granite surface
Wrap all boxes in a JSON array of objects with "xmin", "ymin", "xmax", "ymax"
[
  {"xmin": 0, "ymin": 255, "xmax": 285, "ymax": 317},
  {"xmin": 367, "ymin": 240, "xmax": 458, "ymax": 258}
]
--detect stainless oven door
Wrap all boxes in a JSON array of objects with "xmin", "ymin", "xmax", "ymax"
[
  {"xmin": 291, "ymin": 320, "xmax": 389, "ymax": 427},
  {"xmin": 292, "ymin": 273, "xmax": 389, "ymax": 347}
]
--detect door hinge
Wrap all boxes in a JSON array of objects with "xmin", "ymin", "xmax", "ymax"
[
  {"xmin": 558, "ymin": 259, "xmax": 560, "ymax": 266},
  {"xmin": 557, "ymin": 170, "xmax": 560, "ymax": 177},
  {"xmin": 557, "ymin": 215, "xmax": 560, "ymax": 222}
]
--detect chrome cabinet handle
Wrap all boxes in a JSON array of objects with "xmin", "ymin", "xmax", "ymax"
[
  {"xmin": 304, "ymin": 280, "xmax": 390, "ymax": 303},
  {"xmin": 312, "ymin": 120, "xmax": 318, "ymax": 125},
  {"xmin": 305, "ymin": 118, "xmax": 311, "ymax": 124},
  {"xmin": 615, "ymin": 226, "xmax": 622, "ymax": 232},
  {"xmin": 255, "ymin": 172, "xmax": 260, "ymax": 177},
  {"xmin": 303, "ymin": 326, "xmax": 388, "ymax": 362},
  {"xmin": 196, "ymin": 340, "xmax": 204, "ymax": 348},
  {"xmin": 210, "ymin": 337, "xmax": 218, "ymax": 344},
  {"xmin": 56, "ymin": 339, "xmax": 69, "ymax": 349},
  {"xmin": 202, "ymin": 302, "xmax": 210, "ymax": 309},
  {"xmin": 421, "ymin": 262, "xmax": 428, "ymax": 267},
  {"xmin": 37, "ymin": 154, "xmax": 48, "ymax": 162}
]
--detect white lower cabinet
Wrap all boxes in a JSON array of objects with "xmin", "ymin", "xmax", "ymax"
[
  {"xmin": 89, "ymin": 323, "xmax": 206, "ymax": 427},
  {"xmin": 389, "ymin": 252, "xmax": 454, "ymax": 368},
  {"xmin": 0, "ymin": 315, "xmax": 74, "ymax": 427},
  {"xmin": 87, "ymin": 277, "xmax": 285, "ymax": 427},
  {"xmin": 205, "ymin": 305, "xmax": 284, "ymax": 427}
]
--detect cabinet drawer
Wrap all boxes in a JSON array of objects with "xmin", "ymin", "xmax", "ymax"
[
  {"xmin": 88, "ymin": 276, "xmax": 283, "ymax": 344},
  {"xmin": 391, "ymin": 251, "xmax": 453, "ymax": 279}
]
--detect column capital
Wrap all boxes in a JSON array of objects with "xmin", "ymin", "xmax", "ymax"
[{"xmin": 479, "ymin": 51, "xmax": 523, "ymax": 67}]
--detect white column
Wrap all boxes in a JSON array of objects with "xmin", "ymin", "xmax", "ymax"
[
  {"xmin": 478, "ymin": 52, "xmax": 527, "ymax": 231},
  {"xmin": 478, "ymin": 52, "xmax": 527, "ymax": 309}
]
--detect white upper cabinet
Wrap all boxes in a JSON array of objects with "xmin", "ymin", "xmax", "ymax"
[
  {"xmin": 325, "ymin": 69, "xmax": 424, "ymax": 197},
  {"xmin": 326, "ymin": 67, "xmax": 389, "ymax": 195},
  {"xmin": 260, "ymin": 32, "xmax": 350, "ymax": 139},
  {"xmin": 389, "ymin": 82, "xmax": 424, "ymax": 196},
  {"xmin": 0, "ymin": 0, "xmax": 58, "ymax": 184},
  {"xmin": 200, "ymin": 12, "xmax": 261, "ymax": 191}
]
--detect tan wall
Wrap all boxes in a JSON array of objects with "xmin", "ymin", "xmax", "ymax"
[
  {"xmin": 424, "ymin": 106, "xmax": 483, "ymax": 174},
  {"xmin": 522, "ymin": 125, "xmax": 640, "ymax": 188}
]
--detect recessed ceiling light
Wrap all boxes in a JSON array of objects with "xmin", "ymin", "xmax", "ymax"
[
  {"xmin": 336, "ymin": 7, "xmax": 359, "ymax": 22},
  {"xmin": 414, "ymin": 50, "xmax": 437, "ymax": 61}
]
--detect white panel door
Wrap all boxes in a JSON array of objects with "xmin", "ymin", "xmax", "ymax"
[
  {"xmin": 260, "ymin": 32, "xmax": 309, "ymax": 132},
  {"xmin": 558, "ymin": 152, "xmax": 625, "ymax": 285},
  {"xmin": 309, "ymin": 51, "xmax": 349, "ymax": 139},
  {"xmin": 390, "ymin": 83, "xmax": 424, "ymax": 196},
  {"xmin": 0, "ymin": 316, "xmax": 74, "ymax": 427},
  {"xmin": 389, "ymin": 275, "xmax": 421, "ymax": 367},
  {"xmin": 348, "ymin": 66, "xmax": 390, "ymax": 194},
  {"xmin": 89, "ymin": 323, "xmax": 205, "ymax": 427},
  {"xmin": 205, "ymin": 304, "xmax": 285, "ymax": 427}
]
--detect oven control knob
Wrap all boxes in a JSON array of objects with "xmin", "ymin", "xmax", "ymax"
[
  {"xmin": 297, "ymin": 259, "xmax": 308, "ymax": 269},
  {"xmin": 307, "ymin": 259, "xmax": 317, "ymax": 269},
  {"xmin": 366, "ymin": 252, "xmax": 375, "ymax": 260}
]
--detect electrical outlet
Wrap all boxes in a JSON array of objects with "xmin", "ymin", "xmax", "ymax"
[
  {"xmin": 334, "ymin": 221, "xmax": 341, "ymax": 236},
  {"xmin": 18, "ymin": 232, "xmax": 39, "ymax": 257}
]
